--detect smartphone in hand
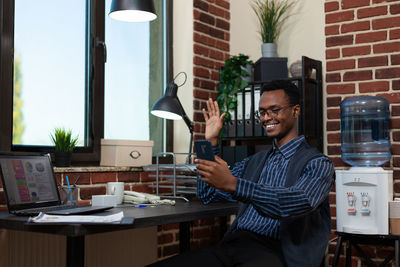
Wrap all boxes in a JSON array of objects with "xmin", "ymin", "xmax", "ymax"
[{"xmin": 194, "ymin": 140, "xmax": 215, "ymax": 161}]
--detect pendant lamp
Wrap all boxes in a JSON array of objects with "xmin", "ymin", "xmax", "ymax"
[{"xmin": 109, "ymin": 0, "xmax": 157, "ymax": 22}]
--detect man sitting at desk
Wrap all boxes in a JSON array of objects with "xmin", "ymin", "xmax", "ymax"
[{"xmin": 149, "ymin": 80, "xmax": 335, "ymax": 267}]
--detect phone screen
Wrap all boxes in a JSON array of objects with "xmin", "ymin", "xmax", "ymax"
[{"xmin": 194, "ymin": 140, "xmax": 215, "ymax": 161}]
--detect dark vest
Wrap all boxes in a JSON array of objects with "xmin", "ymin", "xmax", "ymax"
[{"xmin": 225, "ymin": 140, "xmax": 333, "ymax": 267}]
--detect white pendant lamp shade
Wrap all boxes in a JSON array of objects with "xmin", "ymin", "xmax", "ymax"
[{"xmin": 109, "ymin": 0, "xmax": 157, "ymax": 22}]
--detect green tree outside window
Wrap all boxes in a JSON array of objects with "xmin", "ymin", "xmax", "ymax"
[{"xmin": 13, "ymin": 52, "xmax": 25, "ymax": 144}]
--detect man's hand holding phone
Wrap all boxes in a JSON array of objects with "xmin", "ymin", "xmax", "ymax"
[{"xmin": 195, "ymin": 140, "xmax": 237, "ymax": 192}]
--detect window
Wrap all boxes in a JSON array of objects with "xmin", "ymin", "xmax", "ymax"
[
  {"xmin": 0, "ymin": 0, "xmax": 169, "ymax": 163},
  {"xmin": 13, "ymin": 0, "xmax": 87, "ymax": 146},
  {"xmin": 104, "ymin": 0, "xmax": 150, "ymax": 140}
]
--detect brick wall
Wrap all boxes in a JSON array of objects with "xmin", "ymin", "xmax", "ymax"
[
  {"xmin": 325, "ymin": 0, "xmax": 400, "ymax": 265},
  {"xmin": 192, "ymin": 0, "xmax": 230, "ymax": 140}
]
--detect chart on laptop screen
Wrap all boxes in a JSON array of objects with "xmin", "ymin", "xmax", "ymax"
[{"xmin": 0, "ymin": 157, "xmax": 58, "ymax": 205}]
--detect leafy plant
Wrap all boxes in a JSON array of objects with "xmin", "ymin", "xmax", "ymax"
[
  {"xmin": 252, "ymin": 0, "xmax": 295, "ymax": 43},
  {"xmin": 217, "ymin": 54, "xmax": 253, "ymax": 121},
  {"xmin": 50, "ymin": 128, "xmax": 78, "ymax": 152}
]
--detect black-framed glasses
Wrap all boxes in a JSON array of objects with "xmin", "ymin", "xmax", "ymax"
[{"xmin": 255, "ymin": 105, "xmax": 295, "ymax": 119}]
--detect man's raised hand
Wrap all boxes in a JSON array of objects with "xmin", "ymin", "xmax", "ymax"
[{"xmin": 202, "ymin": 98, "xmax": 225, "ymax": 146}]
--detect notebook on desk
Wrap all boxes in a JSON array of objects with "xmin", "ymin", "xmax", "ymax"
[{"xmin": 0, "ymin": 153, "xmax": 112, "ymax": 216}]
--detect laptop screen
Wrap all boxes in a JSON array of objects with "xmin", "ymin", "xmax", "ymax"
[{"xmin": 0, "ymin": 154, "xmax": 59, "ymax": 207}]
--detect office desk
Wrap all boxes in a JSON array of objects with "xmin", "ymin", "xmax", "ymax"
[
  {"xmin": 0, "ymin": 201, "xmax": 238, "ymax": 267},
  {"xmin": 332, "ymin": 231, "xmax": 400, "ymax": 267}
]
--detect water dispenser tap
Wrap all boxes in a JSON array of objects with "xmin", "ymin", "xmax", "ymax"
[
  {"xmin": 360, "ymin": 192, "xmax": 371, "ymax": 215},
  {"xmin": 347, "ymin": 192, "xmax": 356, "ymax": 215}
]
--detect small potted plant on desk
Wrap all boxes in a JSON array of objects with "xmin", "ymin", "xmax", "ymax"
[{"xmin": 51, "ymin": 128, "xmax": 78, "ymax": 167}]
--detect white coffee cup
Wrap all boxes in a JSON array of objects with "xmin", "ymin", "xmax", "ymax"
[{"xmin": 107, "ymin": 182, "xmax": 124, "ymax": 204}]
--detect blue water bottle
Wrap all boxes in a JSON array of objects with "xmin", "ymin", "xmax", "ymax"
[{"xmin": 340, "ymin": 96, "xmax": 391, "ymax": 167}]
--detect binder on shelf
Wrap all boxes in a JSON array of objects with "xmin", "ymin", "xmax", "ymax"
[
  {"xmin": 245, "ymin": 119, "xmax": 253, "ymax": 136},
  {"xmin": 224, "ymin": 121, "xmax": 236, "ymax": 137},
  {"xmin": 237, "ymin": 120, "xmax": 244, "ymax": 137},
  {"xmin": 244, "ymin": 91, "xmax": 251, "ymax": 120},
  {"xmin": 254, "ymin": 119, "xmax": 263, "ymax": 136}
]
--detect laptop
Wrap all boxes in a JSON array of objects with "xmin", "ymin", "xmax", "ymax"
[{"xmin": 0, "ymin": 153, "xmax": 113, "ymax": 216}]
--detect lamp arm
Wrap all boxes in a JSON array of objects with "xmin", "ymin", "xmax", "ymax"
[
  {"xmin": 179, "ymin": 104, "xmax": 194, "ymax": 164},
  {"xmin": 182, "ymin": 114, "xmax": 194, "ymax": 134},
  {"xmin": 176, "ymin": 98, "xmax": 194, "ymax": 164},
  {"xmin": 176, "ymin": 98, "xmax": 194, "ymax": 134}
]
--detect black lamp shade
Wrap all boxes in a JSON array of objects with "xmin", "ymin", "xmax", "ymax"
[
  {"xmin": 151, "ymin": 83, "xmax": 184, "ymax": 120},
  {"xmin": 151, "ymin": 96, "xmax": 183, "ymax": 120},
  {"xmin": 109, "ymin": 0, "xmax": 157, "ymax": 22},
  {"xmin": 151, "ymin": 78, "xmax": 195, "ymax": 161}
]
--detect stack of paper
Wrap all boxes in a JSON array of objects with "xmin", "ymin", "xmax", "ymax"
[{"xmin": 29, "ymin": 211, "xmax": 124, "ymax": 224}]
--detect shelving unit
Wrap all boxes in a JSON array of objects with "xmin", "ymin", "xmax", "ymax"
[
  {"xmin": 144, "ymin": 152, "xmax": 197, "ymax": 202},
  {"xmin": 220, "ymin": 56, "xmax": 323, "ymax": 167}
]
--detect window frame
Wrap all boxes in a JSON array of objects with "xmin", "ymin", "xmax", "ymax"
[{"xmin": 0, "ymin": 0, "xmax": 171, "ymax": 164}]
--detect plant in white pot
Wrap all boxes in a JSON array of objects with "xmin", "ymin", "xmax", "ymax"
[
  {"xmin": 252, "ymin": 0, "xmax": 295, "ymax": 58},
  {"xmin": 50, "ymin": 128, "xmax": 78, "ymax": 167}
]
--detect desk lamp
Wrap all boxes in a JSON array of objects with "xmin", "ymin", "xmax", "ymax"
[
  {"xmin": 109, "ymin": 0, "xmax": 157, "ymax": 22},
  {"xmin": 151, "ymin": 72, "xmax": 194, "ymax": 163}
]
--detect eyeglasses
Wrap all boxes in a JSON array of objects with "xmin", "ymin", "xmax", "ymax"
[{"xmin": 255, "ymin": 105, "xmax": 294, "ymax": 119}]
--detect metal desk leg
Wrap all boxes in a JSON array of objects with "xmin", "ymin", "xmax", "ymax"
[
  {"xmin": 346, "ymin": 239, "xmax": 352, "ymax": 267},
  {"xmin": 179, "ymin": 222, "xmax": 190, "ymax": 252},
  {"xmin": 396, "ymin": 239, "xmax": 399, "ymax": 267},
  {"xmin": 332, "ymin": 236, "xmax": 343, "ymax": 267},
  {"xmin": 67, "ymin": 236, "xmax": 85, "ymax": 267}
]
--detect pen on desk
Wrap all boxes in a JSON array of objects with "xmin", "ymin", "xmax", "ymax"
[
  {"xmin": 135, "ymin": 204, "xmax": 147, "ymax": 208},
  {"xmin": 65, "ymin": 175, "xmax": 74, "ymax": 205}
]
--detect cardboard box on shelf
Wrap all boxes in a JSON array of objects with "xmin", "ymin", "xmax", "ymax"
[{"xmin": 100, "ymin": 139, "xmax": 154, "ymax": 167}]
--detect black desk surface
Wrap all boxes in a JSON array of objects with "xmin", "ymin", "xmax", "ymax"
[{"xmin": 0, "ymin": 201, "xmax": 238, "ymax": 237}]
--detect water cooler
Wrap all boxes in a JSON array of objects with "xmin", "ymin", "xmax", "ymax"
[{"xmin": 336, "ymin": 96, "xmax": 393, "ymax": 235}]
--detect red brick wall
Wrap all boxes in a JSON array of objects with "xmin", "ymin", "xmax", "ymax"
[
  {"xmin": 192, "ymin": 0, "xmax": 230, "ymax": 140},
  {"xmin": 325, "ymin": 0, "xmax": 400, "ymax": 265}
]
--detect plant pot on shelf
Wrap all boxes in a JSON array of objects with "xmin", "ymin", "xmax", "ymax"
[
  {"xmin": 261, "ymin": 43, "xmax": 277, "ymax": 58},
  {"xmin": 54, "ymin": 152, "xmax": 72, "ymax": 167}
]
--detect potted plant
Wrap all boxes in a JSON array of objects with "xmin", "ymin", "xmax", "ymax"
[
  {"xmin": 50, "ymin": 128, "xmax": 79, "ymax": 167},
  {"xmin": 252, "ymin": 0, "xmax": 295, "ymax": 57},
  {"xmin": 217, "ymin": 54, "xmax": 253, "ymax": 122}
]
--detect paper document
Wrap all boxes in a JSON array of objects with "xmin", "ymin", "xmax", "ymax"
[{"xmin": 29, "ymin": 211, "xmax": 124, "ymax": 224}]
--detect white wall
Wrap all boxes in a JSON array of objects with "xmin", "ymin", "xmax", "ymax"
[
  {"xmin": 230, "ymin": 0, "xmax": 325, "ymax": 68},
  {"xmin": 230, "ymin": 0, "xmax": 327, "ymax": 152},
  {"xmin": 173, "ymin": 0, "xmax": 194, "ymax": 158}
]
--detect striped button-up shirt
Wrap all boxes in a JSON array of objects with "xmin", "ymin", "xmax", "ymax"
[{"xmin": 197, "ymin": 135, "xmax": 335, "ymax": 240}]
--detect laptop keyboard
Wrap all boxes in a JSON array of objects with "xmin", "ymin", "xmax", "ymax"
[{"xmin": 15, "ymin": 205, "xmax": 75, "ymax": 216}]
